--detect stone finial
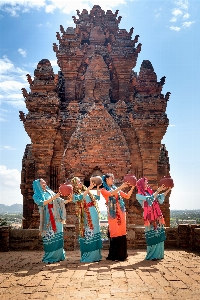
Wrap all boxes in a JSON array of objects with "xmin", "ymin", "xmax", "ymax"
[
  {"xmin": 72, "ymin": 16, "xmax": 77, "ymax": 24},
  {"xmin": 26, "ymin": 74, "xmax": 33, "ymax": 85},
  {"xmin": 165, "ymin": 92, "xmax": 171, "ymax": 100},
  {"xmin": 115, "ymin": 10, "xmax": 119, "ymax": 17},
  {"xmin": 19, "ymin": 111, "xmax": 26, "ymax": 122},
  {"xmin": 21, "ymin": 88, "xmax": 29, "ymax": 98},
  {"xmin": 60, "ymin": 25, "xmax": 65, "ymax": 33},
  {"xmin": 129, "ymin": 27, "xmax": 134, "ymax": 36},
  {"xmin": 53, "ymin": 43, "xmax": 58, "ymax": 52},
  {"xmin": 56, "ymin": 32, "xmax": 61, "ymax": 41},
  {"xmin": 136, "ymin": 43, "xmax": 142, "ymax": 53},
  {"xmin": 76, "ymin": 9, "xmax": 81, "ymax": 17},
  {"xmin": 159, "ymin": 76, "xmax": 166, "ymax": 86},
  {"xmin": 133, "ymin": 35, "xmax": 140, "ymax": 43},
  {"xmin": 117, "ymin": 16, "xmax": 122, "ymax": 24}
]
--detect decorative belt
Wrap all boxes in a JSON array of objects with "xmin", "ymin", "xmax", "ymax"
[
  {"xmin": 84, "ymin": 201, "xmax": 94, "ymax": 209},
  {"xmin": 48, "ymin": 203, "xmax": 57, "ymax": 232}
]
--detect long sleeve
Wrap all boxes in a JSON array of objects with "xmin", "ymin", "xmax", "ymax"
[
  {"xmin": 156, "ymin": 193, "xmax": 165, "ymax": 204},
  {"xmin": 100, "ymin": 188, "xmax": 112, "ymax": 204},
  {"xmin": 119, "ymin": 190, "xmax": 129, "ymax": 199},
  {"xmin": 136, "ymin": 194, "xmax": 154, "ymax": 207}
]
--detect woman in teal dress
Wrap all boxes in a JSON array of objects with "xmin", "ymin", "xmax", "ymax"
[
  {"xmin": 136, "ymin": 177, "xmax": 172, "ymax": 260},
  {"xmin": 33, "ymin": 178, "xmax": 68, "ymax": 263},
  {"xmin": 71, "ymin": 177, "xmax": 102, "ymax": 262}
]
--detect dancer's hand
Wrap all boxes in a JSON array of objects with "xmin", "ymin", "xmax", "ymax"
[
  {"xmin": 54, "ymin": 192, "xmax": 61, "ymax": 199},
  {"xmin": 65, "ymin": 199, "xmax": 72, "ymax": 204},
  {"xmin": 164, "ymin": 187, "xmax": 172, "ymax": 196},
  {"xmin": 89, "ymin": 180, "xmax": 96, "ymax": 190},
  {"xmin": 158, "ymin": 184, "xmax": 167, "ymax": 192},
  {"xmin": 121, "ymin": 182, "xmax": 130, "ymax": 189}
]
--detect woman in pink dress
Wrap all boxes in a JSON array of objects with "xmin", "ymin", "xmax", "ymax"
[
  {"xmin": 101, "ymin": 173, "xmax": 135, "ymax": 261},
  {"xmin": 136, "ymin": 177, "xmax": 172, "ymax": 260}
]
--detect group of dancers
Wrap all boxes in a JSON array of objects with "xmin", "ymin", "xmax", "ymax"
[{"xmin": 32, "ymin": 174, "xmax": 172, "ymax": 264}]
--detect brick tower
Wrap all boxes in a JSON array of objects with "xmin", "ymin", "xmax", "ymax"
[{"xmin": 20, "ymin": 5, "xmax": 171, "ymax": 229}]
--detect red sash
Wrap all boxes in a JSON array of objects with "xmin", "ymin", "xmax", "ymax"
[
  {"xmin": 48, "ymin": 203, "xmax": 57, "ymax": 232},
  {"xmin": 84, "ymin": 201, "xmax": 94, "ymax": 209}
]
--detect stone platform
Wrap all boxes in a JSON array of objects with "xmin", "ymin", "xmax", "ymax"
[{"xmin": 0, "ymin": 250, "xmax": 199, "ymax": 300}]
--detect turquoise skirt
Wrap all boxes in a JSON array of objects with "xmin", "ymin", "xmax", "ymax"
[
  {"xmin": 145, "ymin": 226, "xmax": 165, "ymax": 260},
  {"xmin": 42, "ymin": 222, "xmax": 65, "ymax": 263}
]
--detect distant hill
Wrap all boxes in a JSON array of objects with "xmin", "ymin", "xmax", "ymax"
[{"xmin": 0, "ymin": 204, "xmax": 23, "ymax": 214}]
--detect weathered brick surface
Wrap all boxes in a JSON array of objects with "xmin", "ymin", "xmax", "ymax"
[
  {"xmin": 0, "ymin": 250, "xmax": 200, "ymax": 300},
  {"xmin": 19, "ymin": 5, "xmax": 171, "ymax": 231},
  {"xmin": 6, "ymin": 226, "xmax": 75, "ymax": 252},
  {"xmin": 1, "ymin": 225, "xmax": 200, "ymax": 253},
  {"xmin": 0, "ymin": 226, "xmax": 10, "ymax": 251},
  {"xmin": 194, "ymin": 228, "xmax": 200, "ymax": 251},
  {"xmin": 165, "ymin": 227, "xmax": 178, "ymax": 248}
]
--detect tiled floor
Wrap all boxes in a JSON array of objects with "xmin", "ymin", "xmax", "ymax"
[{"xmin": 0, "ymin": 249, "xmax": 200, "ymax": 299}]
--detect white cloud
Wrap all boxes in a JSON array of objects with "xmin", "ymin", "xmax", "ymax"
[
  {"xmin": 0, "ymin": 0, "xmax": 127, "ymax": 16},
  {"xmin": 170, "ymin": 16, "xmax": 177, "ymax": 23},
  {"xmin": 0, "ymin": 165, "xmax": 20, "ymax": 188},
  {"xmin": 0, "ymin": 55, "xmax": 29, "ymax": 108},
  {"xmin": 182, "ymin": 21, "xmax": 194, "ymax": 27},
  {"xmin": 45, "ymin": 0, "xmax": 127, "ymax": 15},
  {"xmin": 183, "ymin": 12, "xmax": 189, "ymax": 19},
  {"xmin": 0, "ymin": 145, "xmax": 17, "ymax": 150},
  {"xmin": 169, "ymin": 0, "xmax": 194, "ymax": 30},
  {"xmin": 170, "ymin": 26, "xmax": 181, "ymax": 31},
  {"xmin": 175, "ymin": 0, "xmax": 189, "ymax": 10},
  {"xmin": 18, "ymin": 48, "xmax": 26, "ymax": 57},
  {"xmin": 37, "ymin": 21, "xmax": 51, "ymax": 27},
  {"xmin": 1, "ymin": 5, "xmax": 20, "ymax": 16},
  {"xmin": 0, "ymin": 0, "xmax": 46, "ymax": 16},
  {"xmin": 45, "ymin": 4, "xmax": 54, "ymax": 13},
  {"xmin": 0, "ymin": 165, "xmax": 22, "ymax": 205},
  {"xmin": 154, "ymin": 7, "xmax": 162, "ymax": 19},
  {"xmin": 172, "ymin": 9, "xmax": 182, "ymax": 16}
]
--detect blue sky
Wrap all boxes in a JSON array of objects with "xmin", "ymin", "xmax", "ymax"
[{"xmin": 0, "ymin": 0, "xmax": 200, "ymax": 210}]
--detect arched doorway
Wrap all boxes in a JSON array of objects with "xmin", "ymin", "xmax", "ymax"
[{"xmin": 83, "ymin": 168, "xmax": 103, "ymax": 187}]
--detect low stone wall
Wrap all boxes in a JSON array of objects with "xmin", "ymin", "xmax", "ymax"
[
  {"xmin": 194, "ymin": 228, "xmax": 200, "ymax": 251},
  {"xmin": 0, "ymin": 226, "xmax": 9, "ymax": 252},
  {"xmin": 127, "ymin": 225, "xmax": 146, "ymax": 249},
  {"xmin": 63, "ymin": 225, "xmax": 76, "ymax": 251},
  {"xmin": 165, "ymin": 227, "xmax": 179, "ymax": 248},
  {"xmin": 10, "ymin": 229, "xmax": 43, "ymax": 251},
  {"xmin": 127, "ymin": 225, "xmax": 200, "ymax": 250},
  {"xmin": 0, "ymin": 225, "xmax": 76, "ymax": 252},
  {"xmin": 0, "ymin": 224, "xmax": 200, "ymax": 252}
]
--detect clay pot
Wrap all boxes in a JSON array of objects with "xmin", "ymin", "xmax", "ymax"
[
  {"xmin": 124, "ymin": 174, "xmax": 137, "ymax": 186},
  {"xmin": 59, "ymin": 183, "xmax": 73, "ymax": 196},
  {"xmin": 160, "ymin": 176, "xmax": 174, "ymax": 188},
  {"xmin": 90, "ymin": 176, "xmax": 102, "ymax": 186}
]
